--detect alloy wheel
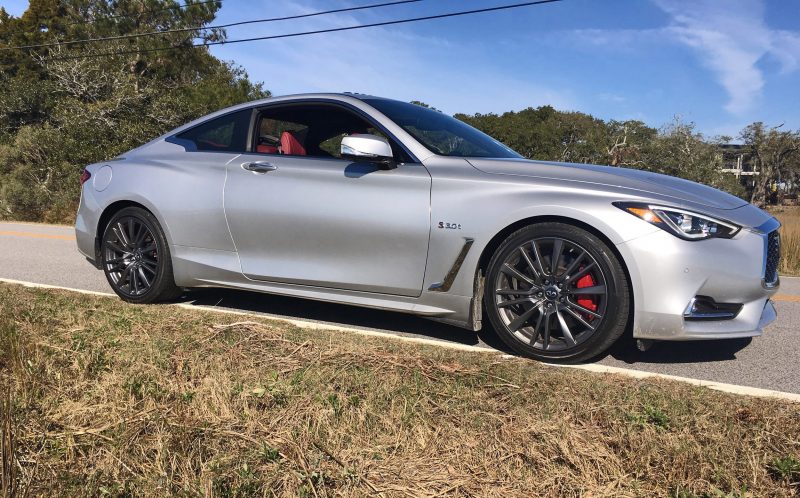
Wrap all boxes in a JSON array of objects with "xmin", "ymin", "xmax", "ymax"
[
  {"xmin": 103, "ymin": 216, "xmax": 160, "ymax": 297},
  {"xmin": 492, "ymin": 237, "xmax": 608, "ymax": 352}
]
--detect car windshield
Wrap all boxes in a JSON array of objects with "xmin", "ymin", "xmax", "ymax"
[{"xmin": 363, "ymin": 98, "xmax": 522, "ymax": 159}]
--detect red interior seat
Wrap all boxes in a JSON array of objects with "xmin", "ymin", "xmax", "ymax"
[
  {"xmin": 256, "ymin": 144, "xmax": 278, "ymax": 154},
  {"xmin": 280, "ymin": 130, "xmax": 307, "ymax": 156}
]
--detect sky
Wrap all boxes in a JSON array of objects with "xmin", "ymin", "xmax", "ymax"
[{"xmin": 3, "ymin": 0, "xmax": 800, "ymax": 137}]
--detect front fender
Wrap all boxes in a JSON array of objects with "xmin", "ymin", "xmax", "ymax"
[{"xmin": 425, "ymin": 166, "xmax": 660, "ymax": 301}]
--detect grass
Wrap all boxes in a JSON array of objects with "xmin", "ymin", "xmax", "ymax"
[
  {"xmin": 0, "ymin": 284, "xmax": 799, "ymax": 497},
  {"xmin": 771, "ymin": 206, "xmax": 800, "ymax": 276}
]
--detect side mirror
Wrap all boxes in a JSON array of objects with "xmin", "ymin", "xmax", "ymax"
[{"xmin": 341, "ymin": 134, "xmax": 396, "ymax": 169}]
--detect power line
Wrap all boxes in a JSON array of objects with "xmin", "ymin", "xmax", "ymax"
[
  {"xmin": 3, "ymin": 0, "xmax": 421, "ymax": 51},
  {"xmin": 65, "ymin": 0, "xmax": 221, "ymax": 26},
  {"xmin": 42, "ymin": 0, "xmax": 563, "ymax": 62}
]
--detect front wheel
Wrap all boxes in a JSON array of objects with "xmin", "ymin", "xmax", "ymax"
[
  {"xmin": 100, "ymin": 207, "xmax": 182, "ymax": 304},
  {"xmin": 484, "ymin": 222, "xmax": 630, "ymax": 363}
]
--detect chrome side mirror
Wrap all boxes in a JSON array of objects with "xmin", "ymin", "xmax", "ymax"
[{"xmin": 341, "ymin": 134, "xmax": 396, "ymax": 169}]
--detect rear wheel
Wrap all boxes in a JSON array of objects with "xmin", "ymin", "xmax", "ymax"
[
  {"xmin": 484, "ymin": 222, "xmax": 629, "ymax": 363},
  {"xmin": 100, "ymin": 207, "xmax": 182, "ymax": 304}
]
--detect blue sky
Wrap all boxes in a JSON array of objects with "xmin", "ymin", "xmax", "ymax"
[{"xmin": 4, "ymin": 0, "xmax": 800, "ymax": 137}]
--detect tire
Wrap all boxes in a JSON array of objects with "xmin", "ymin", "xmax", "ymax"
[
  {"xmin": 484, "ymin": 222, "xmax": 630, "ymax": 363},
  {"xmin": 100, "ymin": 206, "xmax": 183, "ymax": 304}
]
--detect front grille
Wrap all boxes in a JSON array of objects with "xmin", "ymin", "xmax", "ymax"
[{"xmin": 765, "ymin": 230, "xmax": 780, "ymax": 286}]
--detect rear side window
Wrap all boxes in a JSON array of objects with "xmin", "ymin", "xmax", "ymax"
[{"xmin": 176, "ymin": 109, "xmax": 252, "ymax": 152}]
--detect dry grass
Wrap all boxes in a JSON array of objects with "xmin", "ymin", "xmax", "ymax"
[
  {"xmin": 0, "ymin": 284, "xmax": 799, "ymax": 497},
  {"xmin": 772, "ymin": 207, "xmax": 800, "ymax": 276}
]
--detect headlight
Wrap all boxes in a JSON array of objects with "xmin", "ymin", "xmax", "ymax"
[{"xmin": 613, "ymin": 202, "xmax": 740, "ymax": 240}]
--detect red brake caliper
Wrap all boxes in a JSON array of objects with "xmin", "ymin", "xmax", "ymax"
[{"xmin": 575, "ymin": 272, "xmax": 597, "ymax": 320}]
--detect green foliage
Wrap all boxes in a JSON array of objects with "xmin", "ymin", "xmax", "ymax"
[
  {"xmin": 626, "ymin": 401, "xmax": 671, "ymax": 430},
  {"xmin": 768, "ymin": 455, "xmax": 800, "ymax": 482},
  {"xmin": 258, "ymin": 443, "xmax": 281, "ymax": 463},
  {"xmin": 740, "ymin": 122, "xmax": 800, "ymax": 207},
  {"xmin": 456, "ymin": 108, "xmax": 781, "ymax": 200},
  {"xmin": 632, "ymin": 118, "xmax": 747, "ymax": 199},
  {"xmin": 1, "ymin": 2, "xmax": 796, "ymax": 223},
  {"xmin": 668, "ymin": 486, "xmax": 750, "ymax": 498},
  {"xmin": 0, "ymin": 0, "xmax": 269, "ymax": 222},
  {"xmin": 410, "ymin": 100, "xmax": 440, "ymax": 112}
]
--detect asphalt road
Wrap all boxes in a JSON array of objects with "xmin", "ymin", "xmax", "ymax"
[{"xmin": 2, "ymin": 221, "xmax": 799, "ymax": 394}]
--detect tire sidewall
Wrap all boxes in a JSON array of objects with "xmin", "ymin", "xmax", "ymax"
[{"xmin": 484, "ymin": 223, "xmax": 629, "ymax": 362}]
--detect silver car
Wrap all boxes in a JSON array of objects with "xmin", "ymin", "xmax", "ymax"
[{"xmin": 75, "ymin": 93, "xmax": 781, "ymax": 362}]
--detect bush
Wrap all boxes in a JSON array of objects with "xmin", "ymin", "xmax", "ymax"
[{"xmin": 0, "ymin": 1, "xmax": 269, "ymax": 223}]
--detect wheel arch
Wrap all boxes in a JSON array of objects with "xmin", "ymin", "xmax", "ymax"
[
  {"xmin": 474, "ymin": 215, "xmax": 635, "ymax": 334},
  {"xmin": 94, "ymin": 200, "xmax": 171, "ymax": 262}
]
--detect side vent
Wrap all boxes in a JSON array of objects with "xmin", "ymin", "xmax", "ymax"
[{"xmin": 429, "ymin": 239, "xmax": 474, "ymax": 292}]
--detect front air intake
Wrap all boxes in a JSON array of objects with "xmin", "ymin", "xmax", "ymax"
[
  {"xmin": 683, "ymin": 296, "xmax": 742, "ymax": 321},
  {"xmin": 764, "ymin": 230, "xmax": 780, "ymax": 288}
]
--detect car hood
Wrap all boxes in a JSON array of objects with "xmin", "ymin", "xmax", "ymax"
[{"xmin": 467, "ymin": 158, "xmax": 748, "ymax": 210}]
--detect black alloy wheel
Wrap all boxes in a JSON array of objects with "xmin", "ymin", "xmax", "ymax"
[
  {"xmin": 484, "ymin": 222, "xmax": 629, "ymax": 362},
  {"xmin": 101, "ymin": 207, "xmax": 182, "ymax": 303}
]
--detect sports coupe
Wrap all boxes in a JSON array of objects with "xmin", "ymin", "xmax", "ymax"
[{"xmin": 75, "ymin": 93, "xmax": 780, "ymax": 362}]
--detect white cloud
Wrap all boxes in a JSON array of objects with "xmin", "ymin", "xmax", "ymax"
[
  {"xmin": 598, "ymin": 92, "xmax": 626, "ymax": 103},
  {"xmin": 569, "ymin": 27, "xmax": 666, "ymax": 51},
  {"xmin": 569, "ymin": 1, "xmax": 800, "ymax": 118},
  {"xmin": 652, "ymin": 0, "xmax": 800, "ymax": 115},
  {"xmin": 771, "ymin": 30, "xmax": 800, "ymax": 74},
  {"xmin": 211, "ymin": 0, "xmax": 576, "ymax": 115}
]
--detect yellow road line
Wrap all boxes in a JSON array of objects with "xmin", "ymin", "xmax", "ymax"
[
  {"xmin": 773, "ymin": 294, "xmax": 800, "ymax": 303},
  {"xmin": 3, "ymin": 229, "xmax": 800, "ymax": 304},
  {"xmin": 0, "ymin": 230, "xmax": 75, "ymax": 241},
  {"xmin": 0, "ymin": 221, "xmax": 72, "ymax": 228}
]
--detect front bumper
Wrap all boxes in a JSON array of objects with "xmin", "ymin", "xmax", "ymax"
[{"xmin": 618, "ymin": 221, "xmax": 779, "ymax": 341}]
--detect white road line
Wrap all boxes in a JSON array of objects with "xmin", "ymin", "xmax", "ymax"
[
  {"xmin": 545, "ymin": 362, "xmax": 800, "ymax": 403},
  {"xmin": 0, "ymin": 277, "xmax": 494, "ymax": 353},
  {"xmin": 1, "ymin": 277, "xmax": 798, "ymax": 403},
  {"xmin": 0, "ymin": 278, "xmax": 114, "ymax": 297}
]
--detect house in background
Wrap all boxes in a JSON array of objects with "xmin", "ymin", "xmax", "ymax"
[
  {"xmin": 720, "ymin": 144, "xmax": 758, "ymax": 188},
  {"xmin": 720, "ymin": 144, "xmax": 799, "ymax": 205}
]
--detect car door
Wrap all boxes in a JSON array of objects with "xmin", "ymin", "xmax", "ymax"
[
  {"xmin": 161, "ymin": 108, "xmax": 253, "ymax": 252},
  {"xmin": 223, "ymin": 102, "xmax": 432, "ymax": 297}
]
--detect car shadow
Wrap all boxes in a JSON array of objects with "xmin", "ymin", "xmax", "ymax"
[
  {"xmin": 177, "ymin": 289, "xmax": 753, "ymax": 364},
  {"xmin": 601, "ymin": 335, "xmax": 753, "ymax": 364},
  {"xmin": 178, "ymin": 288, "xmax": 512, "ymax": 352}
]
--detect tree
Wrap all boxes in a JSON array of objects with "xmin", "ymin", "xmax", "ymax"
[
  {"xmin": 604, "ymin": 120, "xmax": 657, "ymax": 167},
  {"xmin": 0, "ymin": 0, "xmax": 269, "ymax": 222},
  {"xmin": 635, "ymin": 118, "xmax": 745, "ymax": 197},
  {"xmin": 740, "ymin": 123, "xmax": 800, "ymax": 207},
  {"xmin": 455, "ymin": 106, "xmax": 609, "ymax": 162},
  {"xmin": 456, "ymin": 109, "xmax": 746, "ymax": 198},
  {"xmin": 410, "ymin": 100, "xmax": 440, "ymax": 112}
]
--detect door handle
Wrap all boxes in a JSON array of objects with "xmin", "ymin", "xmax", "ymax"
[{"xmin": 242, "ymin": 161, "xmax": 278, "ymax": 173}]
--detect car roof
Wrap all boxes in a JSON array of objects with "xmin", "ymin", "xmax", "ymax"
[
  {"xmin": 172, "ymin": 93, "xmax": 393, "ymax": 134},
  {"xmin": 243, "ymin": 92, "xmax": 387, "ymax": 107}
]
